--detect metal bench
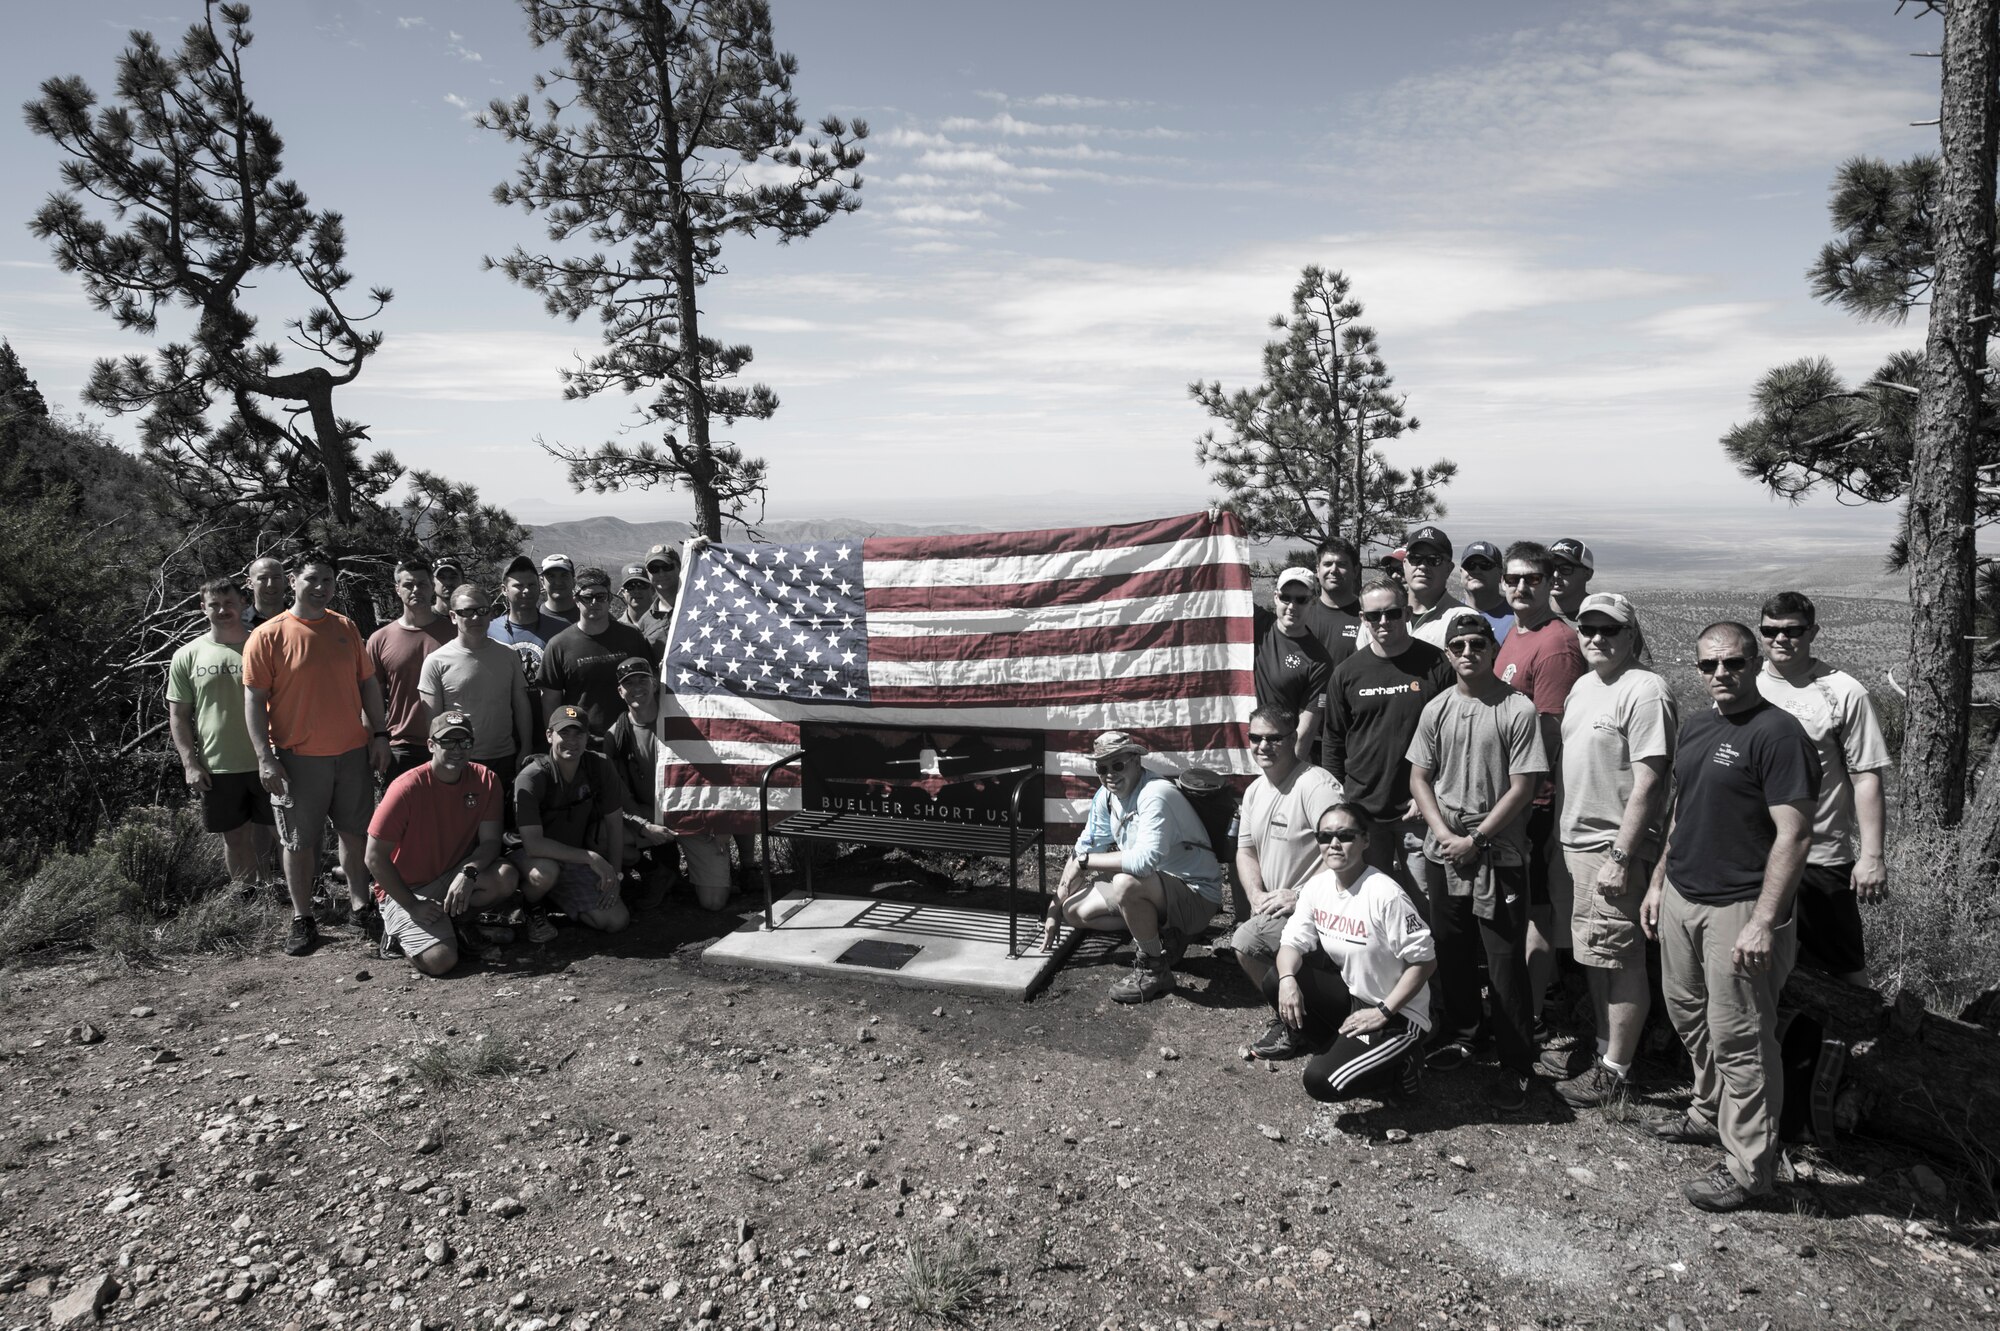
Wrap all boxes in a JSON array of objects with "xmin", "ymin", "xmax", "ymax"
[{"xmin": 756, "ymin": 722, "xmax": 1049, "ymax": 958}]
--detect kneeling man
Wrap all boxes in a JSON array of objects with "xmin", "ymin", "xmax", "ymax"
[
  {"xmin": 1045, "ymin": 732, "xmax": 1225, "ymax": 1004},
  {"xmin": 364, "ymin": 710, "xmax": 521, "ymax": 976},
  {"xmin": 514, "ymin": 704, "xmax": 631, "ymax": 935}
]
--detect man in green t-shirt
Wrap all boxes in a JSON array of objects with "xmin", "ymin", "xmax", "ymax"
[{"xmin": 167, "ymin": 577, "xmax": 275, "ymax": 889}]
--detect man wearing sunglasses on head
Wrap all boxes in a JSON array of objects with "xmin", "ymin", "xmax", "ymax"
[
  {"xmin": 1643, "ymin": 623, "xmax": 1819, "ymax": 1213},
  {"xmin": 1256, "ymin": 568, "xmax": 1336, "ymax": 763},
  {"xmin": 1492, "ymin": 541, "xmax": 1589, "ymax": 1039},
  {"xmin": 1323, "ymin": 578, "xmax": 1455, "ymax": 894},
  {"xmin": 1408, "ymin": 608, "xmax": 1548, "ymax": 1110},
  {"xmin": 1548, "ymin": 538, "xmax": 1596, "ymax": 627},
  {"xmin": 1458, "ymin": 541, "xmax": 1513, "ymax": 644},
  {"xmin": 1231, "ymin": 703, "xmax": 1345, "ymax": 1060},
  {"xmin": 1399, "ymin": 526, "xmax": 1468, "ymax": 648},
  {"xmin": 1752, "ymin": 592, "xmax": 1890, "ymax": 987},
  {"xmin": 1043, "ymin": 732, "xmax": 1225, "ymax": 1004}
]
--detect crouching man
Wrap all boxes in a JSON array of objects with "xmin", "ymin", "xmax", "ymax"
[
  {"xmin": 363, "ymin": 709, "xmax": 521, "ymax": 976},
  {"xmin": 1042, "ymin": 731, "xmax": 1225, "ymax": 1004},
  {"xmin": 513, "ymin": 704, "xmax": 630, "ymax": 936}
]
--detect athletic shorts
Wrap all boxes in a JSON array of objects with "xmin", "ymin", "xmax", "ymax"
[
  {"xmin": 1796, "ymin": 863, "xmax": 1866, "ymax": 977},
  {"xmin": 379, "ymin": 868, "xmax": 460, "ymax": 960},
  {"xmin": 1231, "ymin": 906, "xmax": 1290, "ymax": 961},
  {"xmin": 1563, "ymin": 847, "xmax": 1650, "ymax": 970},
  {"xmin": 525, "ymin": 856, "xmax": 621, "ymax": 919},
  {"xmin": 387, "ymin": 744, "xmax": 429, "ymax": 780},
  {"xmin": 272, "ymin": 747, "xmax": 373, "ymax": 850},
  {"xmin": 202, "ymin": 770, "xmax": 275, "ymax": 834}
]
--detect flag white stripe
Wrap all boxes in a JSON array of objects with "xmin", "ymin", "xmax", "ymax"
[
  {"xmin": 866, "ymin": 589, "xmax": 1254, "ymax": 637},
  {"xmin": 660, "ymin": 745, "xmax": 1253, "ymax": 778},
  {"xmin": 662, "ymin": 692, "xmax": 1252, "ymax": 732},
  {"xmin": 865, "ymin": 642, "xmax": 1245, "ymax": 690},
  {"xmin": 866, "ymin": 534, "xmax": 1236, "ymax": 589}
]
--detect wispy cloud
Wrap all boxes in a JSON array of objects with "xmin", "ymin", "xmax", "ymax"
[
  {"xmin": 442, "ymin": 92, "xmax": 478, "ymax": 122},
  {"xmin": 446, "ymin": 30, "xmax": 483, "ymax": 63},
  {"xmin": 396, "ymin": 16, "xmax": 427, "ymax": 29}
]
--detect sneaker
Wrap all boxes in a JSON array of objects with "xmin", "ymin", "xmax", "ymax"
[
  {"xmin": 377, "ymin": 930, "xmax": 404, "ymax": 961},
  {"xmin": 460, "ymin": 922, "xmax": 515, "ymax": 948},
  {"xmin": 1652, "ymin": 1112, "xmax": 1721, "ymax": 1147},
  {"xmin": 1109, "ymin": 950, "xmax": 1174, "ymax": 1004},
  {"xmin": 1683, "ymin": 1162, "xmax": 1752, "ymax": 1213},
  {"xmin": 285, "ymin": 915, "xmax": 318, "ymax": 957},
  {"xmin": 1537, "ymin": 1044, "xmax": 1592, "ymax": 1079},
  {"xmin": 1556, "ymin": 1060, "xmax": 1630, "ymax": 1111},
  {"xmin": 1249, "ymin": 1019, "xmax": 1303, "ymax": 1061},
  {"xmin": 1425, "ymin": 1038, "xmax": 1475, "ymax": 1072},
  {"xmin": 353, "ymin": 904, "xmax": 383, "ymax": 943},
  {"xmin": 1159, "ymin": 924, "xmax": 1188, "ymax": 967},
  {"xmin": 1482, "ymin": 1072, "xmax": 1531, "ymax": 1112},
  {"xmin": 524, "ymin": 911, "xmax": 558, "ymax": 945}
]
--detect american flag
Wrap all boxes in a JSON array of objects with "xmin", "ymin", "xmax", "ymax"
[{"xmin": 654, "ymin": 510, "xmax": 1256, "ymax": 836}]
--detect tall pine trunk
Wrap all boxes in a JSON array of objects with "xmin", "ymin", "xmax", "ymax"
[{"xmin": 1903, "ymin": 0, "xmax": 1999, "ymax": 828}]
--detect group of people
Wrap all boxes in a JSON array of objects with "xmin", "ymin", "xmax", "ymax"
[
  {"xmin": 1045, "ymin": 527, "xmax": 1890, "ymax": 1216},
  {"xmin": 165, "ymin": 542, "xmax": 737, "ymax": 973}
]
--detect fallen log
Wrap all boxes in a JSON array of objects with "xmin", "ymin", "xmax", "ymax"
[{"xmin": 1782, "ymin": 968, "xmax": 2000, "ymax": 1170}]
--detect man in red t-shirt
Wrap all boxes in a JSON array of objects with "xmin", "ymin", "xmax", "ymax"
[
  {"xmin": 1492, "ymin": 540, "xmax": 1590, "ymax": 1042},
  {"xmin": 367, "ymin": 557, "xmax": 454, "ymax": 778},
  {"xmin": 363, "ymin": 709, "xmax": 519, "ymax": 976}
]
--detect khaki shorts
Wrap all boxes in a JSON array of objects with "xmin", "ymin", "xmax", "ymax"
[
  {"xmin": 273, "ymin": 747, "xmax": 374, "ymax": 851},
  {"xmin": 1231, "ymin": 906, "xmax": 1289, "ymax": 960},
  {"xmin": 1563, "ymin": 847, "xmax": 1651, "ymax": 970},
  {"xmin": 379, "ymin": 868, "xmax": 459, "ymax": 960},
  {"xmin": 1073, "ymin": 870, "xmax": 1220, "ymax": 939},
  {"xmin": 676, "ymin": 832, "xmax": 732, "ymax": 890}
]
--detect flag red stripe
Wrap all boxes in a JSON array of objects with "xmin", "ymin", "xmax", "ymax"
[
  {"xmin": 861, "ymin": 512, "xmax": 1222, "ymax": 563},
  {"xmin": 659, "ymin": 715, "xmax": 1247, "ymax": 756},
  {"xmin": 866, "ymin": 613, "xmax": 1250, "ymax": 664},
  {"xmin": 868, "ymin": 668, "xmax": 1251, "ymax": 709},
  {"xmin": 864, "ymin": 562, "xmax": 1250, "ymax": 613}
]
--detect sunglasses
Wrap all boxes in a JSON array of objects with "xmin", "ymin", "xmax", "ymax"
[
  {"xmin": 1695, "ymin": 656, "xmax": 1750, "ymax": 675},
  {"xmin": 1759, "ymin": 623, "xmax": 1810, "ymax": 639},
  {"xmin": 1502, "ymin": 571, "xmax": 1544, "ymax": 587},
  {"xmin": 449, "ymin": 606, "xmax": 486, "ymax": 620},
  {"xmin": 1278, "ymin": 593, "xmax": 1313, "ymax": 606},
  {"xmin": 1314, "ymin": 827, "xmax": 1362, "ymax": 845},
  {"xmin": 1461, "ymin": 559, "xmax": 1497, "ymax": 574},
  {"xmin": 1578, "ymin": 622, "xmax": 1627, "ymax": 639},
  {"xmin": 432, "ymin": 737, "xmax": 474, "ymax": 751},
  {"xmin": 1247, "ymin": 731, "xmax": 1287, "ymax": 746},
  {"xmin": 1360, "ymin": 607, "xmax": 1405, "ymax": 623},
  {"xmin": 1094, "ymin": 759, "xmax": 1131, "ymax": 775},
  {"xmin": 574, "ymin": 591, "xmax": 609, "ymax": 605},
  {"xmin": 1445, "ymin": 637, "xmax": 1490, "ymax": 655},
  {"xmin": 1405, "ymin": 552, "xmax": 1446, "ymax": 568}
]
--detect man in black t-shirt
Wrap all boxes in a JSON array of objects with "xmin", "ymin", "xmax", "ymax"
[
  {"xmin": 540, "ymin": 566, "xmax": 655, "ymax": 733},
  {"xmin": 1642, "ymin": 621, "xmax": 1818, "ymax": 1215},
  {"xmin": 1304, "ymin": 536, "xmax": 1363, "ymax": 662},
  {"xmin": 514, "ymin": 704, "xmax": 630, "ymax": 936},
  {"xmin": 1324, "ymin": 578, "xmax": 1455, "ymax": 891},
  {"xmin": 1254, "ymin": 568, "xmax": 1334, "ymax": 762}
]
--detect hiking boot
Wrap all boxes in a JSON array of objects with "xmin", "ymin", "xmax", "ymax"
[
  {"xmin": 1109, "ymin": 950, "xmax": 1174, "ymax": 1004},
  {"xmin": 1482, "ymin": 1071, "xmax": 1532, "ymax": 1112},
  {"xmin": 1683, "ymin": 1163, "xmax": 1752, "ymax": 1213},
  {"xmin": 1652, "ymin": 1111, "xmax": 1721, "ymax": 1147},
  {"xmin": 1556, "ymin": 1059, "xmax": 1631, "ymax": 1111},
  {"xmin": 1425, "ymin": 1038, "xmax": 1476, "ymax": 1072},
  {"xmin": 1249, "ymin": 1019, "xmax": 1303, "ymax": 1061},
  {"xmin": 1159, "ymin": 924, "xmax": 1188, "ymax": 967},
  {"xmin": 285, "ymin": 915, "xmax": 318, "ymax": 957},
  {"xmin": 523, "ymin": 910, "xmax": 558, "ymax": 945},
  {"xmin": 1538, "ymin": 1043, "xmax": 1593, "ymax": 1080}
]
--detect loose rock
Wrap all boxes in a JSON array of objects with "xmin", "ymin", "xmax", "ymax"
[
  {"xmin": 66, "ymin": 1023, "xmax": 104, "ymax": 1046},
  {"xmin": 487, "ymin": 1197, "xmax": 525, "ymax": 1218},
  {"xmin": 49, "ymin": 1272, "xmax": 117, "ymax": 1327}
]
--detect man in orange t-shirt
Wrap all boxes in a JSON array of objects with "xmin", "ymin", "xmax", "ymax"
[{"xmin": 243, "ymin": 550, "xmax": 392, "ymax": 958}]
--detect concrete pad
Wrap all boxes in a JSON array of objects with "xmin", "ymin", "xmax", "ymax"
[{"xmin": 701, "ymin": 891, "xmax": 1084, "ymax": 1000}]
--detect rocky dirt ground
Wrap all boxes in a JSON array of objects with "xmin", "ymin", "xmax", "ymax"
[{"xmin": 3, "ymin": 852, "xmax": 1997, "ymax": 1331}]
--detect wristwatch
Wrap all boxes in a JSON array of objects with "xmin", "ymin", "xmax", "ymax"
[
  {"xmin": 1607, "ymin": 847, "xmax": 1630, "ymax": 867},
  {"xmin": 1375, "ymin": 1001, "xmax": 1395, "ymax": 1020},
  {"xmin": 1470, "ymin": 832, "xmax": 1492, "ymax": 855},
  {"xmin": 373, "ymin": 730, "xmax": 390, "ymax": 739}
]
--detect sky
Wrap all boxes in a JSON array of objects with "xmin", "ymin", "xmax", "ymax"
[{"xmin": 0, "ymin": 0, "xmax": 1942, "ymax": 546}]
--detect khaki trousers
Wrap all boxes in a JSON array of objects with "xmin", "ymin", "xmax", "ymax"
[{"xmin": 1658, "ymin": 882, "xmax": 1796, "ymax": 1195}]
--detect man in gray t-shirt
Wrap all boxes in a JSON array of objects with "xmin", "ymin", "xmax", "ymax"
[
  {"xmin": 420, "ymin": 583, "xmax": 534, "ymax": 787},
  {"xmin": 1407, "ymin": 608, "xmax": 1547, "ymax": 1105}
]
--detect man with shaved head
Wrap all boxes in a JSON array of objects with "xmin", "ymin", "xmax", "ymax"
[
  {"xmin": 240, "ymin": 555, "xmax": 289, "ymax": 631},
  {"xmin": 1643, "ymin": 621, "xmax": 1819, "ymax": 1214}
]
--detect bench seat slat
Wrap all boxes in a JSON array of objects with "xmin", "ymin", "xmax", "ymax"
[{"xmin": 771, "ymin": 811, "xmax": 1044, "ymax": 859}]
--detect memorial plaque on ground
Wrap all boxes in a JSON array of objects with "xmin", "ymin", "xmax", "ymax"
[{"xmin": 798, "ymin": 722, "xmax": 1044, "ymax": 828}]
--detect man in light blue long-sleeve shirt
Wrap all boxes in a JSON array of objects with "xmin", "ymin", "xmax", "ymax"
[{"xmin": 1041, "ymin": 731, "xmax": 1224, "ymax": 1004}]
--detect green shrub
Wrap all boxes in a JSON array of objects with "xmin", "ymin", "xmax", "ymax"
[
  {"xmin": 0, "ymin": 849, "xmax": 137, "ymax": 962},
  {"xmin": 1870, "ymin": 818, "xmax": 2000, "ymax": 1017}
]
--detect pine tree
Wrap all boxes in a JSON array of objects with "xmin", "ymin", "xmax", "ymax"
[
  {"xmin": 481, "ymin": 0, "xmax": 867, "ymax": 539},
  {"xmin": 1192, "ymin": 267, "xmax": 1453, "ymax": 550}
]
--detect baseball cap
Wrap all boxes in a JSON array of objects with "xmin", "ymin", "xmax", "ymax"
[
  {"xmin": 540, "ymin": 553, "xmax": 575, "ymax": 574},
  {"xmin": 434, "ymin": 557, "xmax": 463, "ymax": 579},
  {"xmin": 1275, "ymin": 566, "xmax": 1316, "ymax": 595},
  {"xmin": 1577, "ymin": 591, "xmax": 1635, "ymax": 624},
  {"xmin": 646, "ymin": 543, "xmax": 681, "ymax": 570},
  {"xmin": 1460, "ymin": 540, "xmax": 1502, "ymax": 568},
  {"xmin": 428, "ymin": 708, "xmax": 475, "ymax": 743},
  {"xmin": 1404, "ymin": 525, "xmax": 1452, "ymax": 558},
  {"xmin": 619, "ymin": 562, "xmax": 651, "ymax": 586},
  {"xmin": 1089, "ymin": 731, "xmax": 1146, "ymax": 762},
  {"xmin": 616, "ymin": 655, "xmax": 656, "ymax": 681},
  {"xmin": 1439, "ymin": 607, "xmax": 1494, "ymax": 641},
  {"xmin": 503, "ymin": 554, "xmax": 537, "ymax": 579},
  {"xmin": 548, "ymin": 704, "xmax": 588, "ymax": 734},
  {"xmin": 1549, "ymin": 538, "xmax": 1595, "ymax": 571}
]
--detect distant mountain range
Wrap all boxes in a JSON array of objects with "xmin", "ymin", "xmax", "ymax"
[{"xmin": 524, "ymin": 515, "xmax": 979, "ymax": 571}]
